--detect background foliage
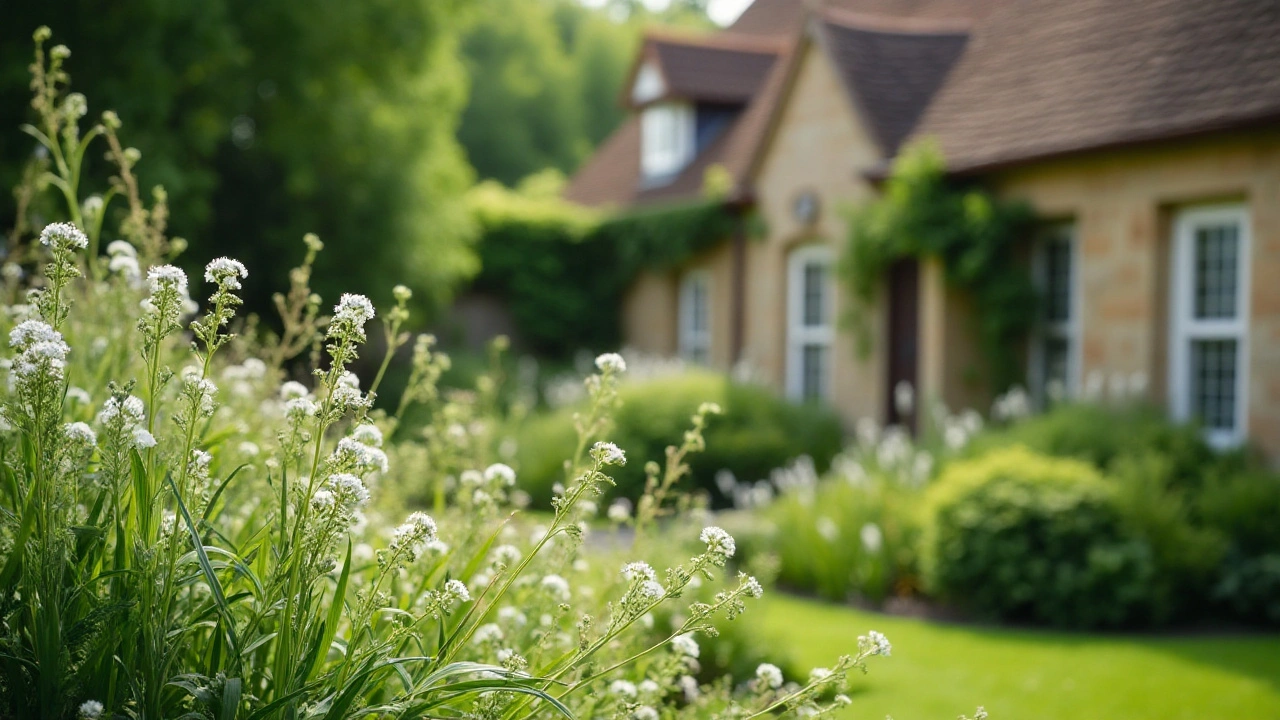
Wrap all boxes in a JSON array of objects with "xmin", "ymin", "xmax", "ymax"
[
  {"xmin": 1, "ymin": 0, "xmax": 477, "ymax": 315},
  {"xmin": 511, "ymin": 370, "xmax": 844, "ymax": 507},
  {"xmin": 468, "ymin": 177, "xmax": 746, "ymax": 356}
]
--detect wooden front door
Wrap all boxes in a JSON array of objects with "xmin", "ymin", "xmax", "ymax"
[{"xmin": 886, "ymin": 258, "xmax": 920, "ymax": 431}]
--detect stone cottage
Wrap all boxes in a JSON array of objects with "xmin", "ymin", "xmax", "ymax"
[{"xmin": 565, "ymin": 0, "xmax": 1280, "ymax": 456}]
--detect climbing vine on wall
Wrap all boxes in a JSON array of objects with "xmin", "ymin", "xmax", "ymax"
[
  {"xmin": 468, "ymin": 176, "xmax": 754, "ymax": 357},
  {"xmin": 840, "ymin": 141, "xmax": 1039, "ymax": 391}
]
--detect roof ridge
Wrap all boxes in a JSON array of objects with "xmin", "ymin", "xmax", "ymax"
[
  {"xmin": 819, "ymin": 6, "xmax": 972, "ymax": 35},
  {"xmin": 642, "ymin": 27, "xmax": 789, "ymax": 54}
]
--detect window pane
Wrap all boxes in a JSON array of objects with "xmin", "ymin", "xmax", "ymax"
[
  {"xmin": 801, "ymin": 343, "xmax": 826, "ymax": 401},
  {"xmin": 802, "ymin": 263, "xmax": 827, "ymax": 327},
  {"xmin": 691, "ymin": 279, "xmax": 707, "ymax": 333},
  {"xmin": 1193, "ymin": 223, "xmax": 1240, "ymax": 320},
  {"xmin": 1190, "ymin": 339, "xmax": 1237, "ymax": 431},
  {"xmin": 1043, "ymin": 238, "xmax": 1072, "ymax": 323}
]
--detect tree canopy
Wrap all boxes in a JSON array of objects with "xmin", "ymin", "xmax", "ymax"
[{"xmin": 0, "ymin": 0, "xmax": 475, "ymax": 314}]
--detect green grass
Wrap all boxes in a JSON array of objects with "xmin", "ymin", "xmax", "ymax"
[{"xmin": 758, "ymin": 594, "xmax": 1280, "ymax": 720}]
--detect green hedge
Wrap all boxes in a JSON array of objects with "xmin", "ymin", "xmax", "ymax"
[
  {"xmin": 511, "ymin": 370, "xmax": 843, "ymax": 506},
  {"xmin": 467, "ymin": 179, "xmax": 749, "ymax": 358},
  {"xmin": 922, "ymin": 446, "xmax": 1162, "ymax": 628}
]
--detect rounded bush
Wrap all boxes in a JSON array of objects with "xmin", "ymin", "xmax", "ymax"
[
  {"xmin": 921, "ymin": 446, "xmax": 1159, "ymax": 628},
  {"xmin": 512, "ymin": 370, "xmax": 843, "ymax": 507}
]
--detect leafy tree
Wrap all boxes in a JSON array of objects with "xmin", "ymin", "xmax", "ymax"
[
  {"xmin": 457, "ymin": 0, "xmax": 712, "ymax": 188},
  {"xmin": 0, "ymin": 0, "xmax": 476, "ymax": 315}
]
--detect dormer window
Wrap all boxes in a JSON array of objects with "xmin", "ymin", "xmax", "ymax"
[{"xmin": 641, "ymin": 102, "xmax": 694, "ymax": 182}]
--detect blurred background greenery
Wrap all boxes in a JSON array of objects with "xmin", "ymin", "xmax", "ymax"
[{"xmin": 0, "ymin": 0, "xmax": 715, "ymax": 320}]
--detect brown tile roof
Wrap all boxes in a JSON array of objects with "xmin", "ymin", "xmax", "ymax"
[
  {"xmin": 729, "ymin": 0, "xmax": 1005, "ymax": 36},
  {"xmin": 912, "ymin": 0, "xmax": 1280, "ymax": 173},
  {"xmin": 564, "ymin": 37, "xmax": 797, "ymax": 208},
  {"xmin": 817, "ymin": 11, "xmax": 969, "ymax": 155},
  {"xmin": 646, "ymin": 36, "xmax": 782, "ymax": 104}
]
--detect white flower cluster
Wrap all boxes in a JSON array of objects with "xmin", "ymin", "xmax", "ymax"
[
  {"xmin": 387, "ymin": 511, "xmax": 438, "ymax": 564},
  {"xmin": 330, "ymin": 293, "xmax": 376, "ymax": 342},
  {"xmin": 142, "ymin": 265, "xmax": 196, "ymax": 324},
  {"xmin": 671, "ymin": 632, "xmax": 699, "ymax": 659},
  {"xmin": 106, "ymin": 240, "xmax": 141, "ymax": 286},
  {"xmin": 756, "ymin": 662, "xmax": 784, "ymax": 690},
  {"xmin": 335, "ymin": 436, "xmax": 389, "ymax": 476},
  {"xmin": 590, "ymin": 441, "xmax": 626, "ymax": 467},
  {"xmin": 699, "ymin": 526, "xmax": 736, "ymax": 565},
  {"xmin": 323, "ymin": 472, "xmax": 370, "ymax": 509},
  {"xmin": 204, "ymin": 257, "xmax": 248, "ymax": 290},
  {"xmin": 863, "ymin": 629, "xmax": 892, "ymax": 657},
  {"xmin": 183, "ymin": 373, "xmax": 218, "ymax": 419},
  {"xmin": 63, "ymin": 421, "xmax": 96, "ymax": 446},
  {"xmin": 40, "ymin": 221, "xmax": 88, "ymax": 251},
  {"xmin": 331, "ymin": 371, "xmax": 370, "ymax": 412},
  {"xmin": 540, "ymin": 574, "xmax": 571, "ymax": 601},
  {"xmin": 9, "ymin": 319, "xmax": 70, "ymax": 384},
  {"xmin": 97, "ymin": 394, "xmax": 155, "ymax": 449},
  {"xmin": 594, "ymin": 352, "xmax": 626, "ymax": 374}
]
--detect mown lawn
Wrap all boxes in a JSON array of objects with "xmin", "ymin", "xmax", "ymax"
[{"xmin": 758, "ymin": 594, "xmax": 1280, "ymax": 720}]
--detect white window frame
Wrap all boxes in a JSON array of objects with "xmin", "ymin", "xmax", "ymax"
[
  {"xmin": 1028, "ymin": 222, "xmax": 1082, "ymax": 406},
  {"xmin": 678, "ymin": 270, "xmax": 711, "ymax": 364},
  {"xmin": 1169, "ymin": 204, "xmax": 1251, "ymax": 449},
  {"xmin": 786, "ymin": 245, "xmax": 835, "ymax": 402},
  {"xmin": 640, "ymin": 102, "xmax": 694, "ymax": 181}
]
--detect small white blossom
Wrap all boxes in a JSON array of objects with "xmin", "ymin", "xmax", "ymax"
[
  {"xmin": 608, "ymin": 499, "xmax": 631, "ymax": 522},
  {"xmin": 672, "ymin": 632, "xmax": 700, "ymax": 658},
  {"xmin": 40, "ymin": 221, "xmax": 88, "ymax": 250},
  {"xmin": 131, "ymin": 428, "xmax": 157, "ymax": 449},
  {"xmin": 63, "ymin": 421, "xmax": 96, "ymax": 446},
  {"xmin": 473, "ymin": 623, "xmax": 504, "ymax": 644},
  {"xmin": 866, "ymin": 629, "xmax": 891, "ymax": 657},
  {"xmin": 756, "ymin": 663, "xmax": 784, "ymax": 689},
  {"xmin": 147, "ymin": 264, "xmax": 188, "ymax": 296},
  {"xmin": 860, "ymin": 523, "xmax": 884, "ymax": 554},
  {"xmin": 609, "ymin": 680, "xmax": 637, "ymax": 698},
  {"xmin": 594, "ymin": 352, "xmax": 626, "ymax": 374},
  {"xmin": 483, "ymin": 462, "xmax": 516, "ymax": 486},
  {"xmin": 204, "ymin": 257, "xmax": 248, "ymax": 289},
  {"xmin": 591, "ymin": 441, "xmax": 626, "ymax": 466},
  {"xmin": 311, "ymin": 489, "xmax": 336, "ymax": 510},
  {"xmin": 78, "ymin": 700, "xmax": 104, "ymax": 719},
  {"xmin": 326, "ymin": 473, "xmax": 370, "ymax": 507},
  {"xmin": 66, "ymin": 386, "xmax": 91, "ymax": 405},
  {"xmin": 540, "ymin": 574, "xmax": 571, "ymax": 601},
  {"xmin": 633, "ymin": 706, "xmax": 659, "ymax": 720},
  {"xmin": 622, "ymin": 561, "xmax": 656, "ymax": 582},
  {"xmin": 444, "ymin": 579, "xmax": 470, "ymax": 603},
  {"xmin": 490, "ymin": 544, "xmax": 521, "ymax": 567},
  {"xmin": 351, "ymin": 424, "xmax": 383, "ymax": 447},
  {"xmin": 699, "ymin": 526, "xmax": 736, "ymax": 561},
  {"xmin": 280, "ymin": 381, "xmax": 310, "ymax": 400},
  {"xmin": 106, "ymin": 240, "xmax": 136, "ymax": 257},
  {"xmin": 285, "ymin": 397, "xmax": 318, "ymax": 421}
]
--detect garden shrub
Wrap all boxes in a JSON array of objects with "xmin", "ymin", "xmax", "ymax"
[
  {"xmin": 1196, "ymin": 469, "xmax": 1280, "ymax": 624},
  {"xmin": 971, "ymin": 402, "xmax": 1234, "ymax": 488},
  {"xmin": 511, "ymin": 370, "xmax": 844, "ymax": 507},
  {"xmin": 922, "ymin": 446, "xmax": 1162, "ymax": 628},
  {"xmin": 1108, "ymin": 452, "xmax": 1227, "ymax": 621},
  {"xmin": 764, "ymin": 476, "xmax": 922, "ymax": 604}
]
